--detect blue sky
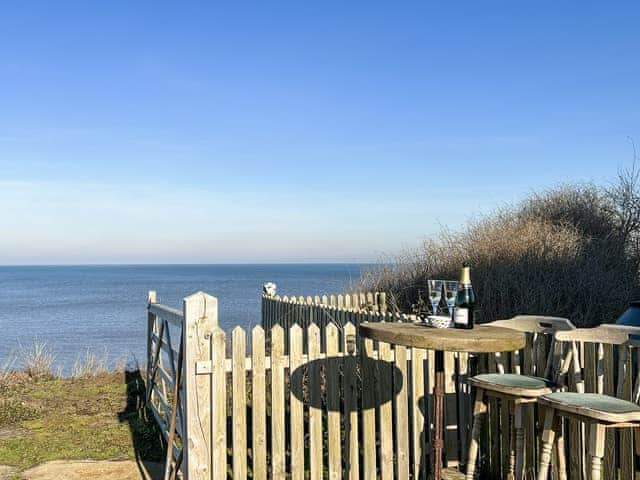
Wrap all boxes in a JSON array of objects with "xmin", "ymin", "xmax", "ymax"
[{"xmin": 1, "ymin": 2, "xmax": 639, "ymax": 264}]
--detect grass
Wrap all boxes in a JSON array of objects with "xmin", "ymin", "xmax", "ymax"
[{"xmin": 0, "ymin": 369, "xmax": 164, "ymax": 472}]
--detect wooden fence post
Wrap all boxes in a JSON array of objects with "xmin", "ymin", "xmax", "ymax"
[
  {"xmin": 147, "ymin": 290, "xmax": 157, "ymax": 397},
  {"xmin": 183, "ymin": 291, "xmax": 218, "ymax": 480}
]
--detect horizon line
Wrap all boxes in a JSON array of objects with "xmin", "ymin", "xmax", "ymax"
[{"xmin": 0, "ymin": 261, "xmax": 378, "ymax": 267}]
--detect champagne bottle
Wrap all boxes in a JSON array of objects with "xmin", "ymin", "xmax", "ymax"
[{"xmin": 454, "ymin": 263, "xmax": 475, "ymax": 329}]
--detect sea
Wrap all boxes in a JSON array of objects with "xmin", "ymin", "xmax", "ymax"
[{"xmin": 0, "ymin": 264, "xmax": 368, "ymax": 374}]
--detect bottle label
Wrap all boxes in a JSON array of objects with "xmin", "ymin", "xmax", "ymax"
[
  {"xmin": 455, "ymin": 308, "xmax": 469, "ymax": 325},
  {"xmin": 459, "ymin": 267, "xmax": 471, "ymax": 285}
]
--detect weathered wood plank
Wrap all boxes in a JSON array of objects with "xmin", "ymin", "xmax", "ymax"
[
  {"xmin": 308, "ymin": 323, "xmax": 323, "ymax": 480},
  {"xmin": 583, "ymin": 342, "xmax": 597, "ymax": 465},
  {"xmin": 232, "ymin": 327, "xmax": 247, "ymax": 480},
  {"xmin": 395, "ymin": 344, "xmax": 410, "ymax": 479},
  {"xmin": 251, "ymin": 326, "xmax": 267, "ymax": 480},
  {"xmin": 379, "ymin": 340, "xmax": 395, "ymax": 480},
  {"xmin": 444, "ymin": 351, "xmax": 459, "ymax": 466},
  {"xmin": 271, "ymin": 325, "xmax": 286, "ymax": 479},
  {"xmin": 146, "ymin": 291, "xmax": 157, "ymax": 404},
  {"xmin": 487, "ymin": 348, "xmax": 501, "ymax": 477},
  {"xmin": 343, "ymin": 322, "xmax": 359, "ymax": 480},
  {"xmin": 602, "ymin": 343, "xmax": 616, "ymax": 480},
  {"xmin": 427, "ymin": 348, "xmax": 436, "ymax": 467},
  {"xmin": 149, "ymin": 302, "xmax": 184, "ymax": 327},
  {"xmin": 457, "ymin": 352, "xmax": 470, "ymax": 470},
  {"xmin": 362, "ymin": 335, "xmax": 377, "ymax": 480},
  {"xmin": 289, "ymin": 324, "xmax": 304, "ymax": 480},
  {"xmin": 567, "ymin": 342, "xmax": 582, "ymax": 480},
  {"xmin": 619, "ymin": 345, "xmax": 634, "ymax": 479},
  {"xmin": 327, "ymin": 323, "xmax": 341, "ymax": 480},
  {"xmin": 183, "ymin": 292, "xmax": 216, "ymax": 480},
  {"xmin": 412, "ymin": 347, "xmax": 427, "ymax": 480},
  {"xmin": 211, "ymin": 327, "xmax": 227, "ymax": 480}
]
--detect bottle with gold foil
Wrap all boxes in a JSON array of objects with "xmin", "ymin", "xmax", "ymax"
[{"xmin": 454, "ymin": 263, "xmax": 475, "ymax": 329}]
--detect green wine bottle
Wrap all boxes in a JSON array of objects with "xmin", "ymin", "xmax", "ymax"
[{"xmin": 454, "ymin": 263, "xmax": 475, "ymax": 329}]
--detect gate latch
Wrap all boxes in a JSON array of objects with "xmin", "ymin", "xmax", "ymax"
[{"xmin": 196, "ymin": 360, "xmax": 212, "ymax": 375}]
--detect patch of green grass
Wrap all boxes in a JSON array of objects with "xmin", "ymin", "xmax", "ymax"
[
  {"xmin": 0, "ymin": 398, "xmax": 38, "ymax": 426},
  {"xmin": 0, "ymin": 370, "xmax": 164, "ymax": 470}
]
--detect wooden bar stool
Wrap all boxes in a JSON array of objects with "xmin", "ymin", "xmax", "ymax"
[
  {"xmin": 465, "ymin": 315, "xmax": 575, "ymax": 480},
  {"xmin": 537, "ymin": 325, "xmax": 640, "ymax": 480}
]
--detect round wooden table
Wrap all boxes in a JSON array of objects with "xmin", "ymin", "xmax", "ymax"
[{"xmin": 359, "ymin": 322, "xmax": 526, "ymax": 480}]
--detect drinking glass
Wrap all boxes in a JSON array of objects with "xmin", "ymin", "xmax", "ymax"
[
  {"xmin": 428, "ymin": 280, "xmax": 443, "ymax": 314},
  {"xmin": 444, "ymin": 280, "xmax": 459, "ymax": 317}
]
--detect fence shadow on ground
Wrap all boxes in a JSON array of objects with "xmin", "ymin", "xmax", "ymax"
[{"xmin": 117, "ymin": 369, "xmax": 166, "ymax": 480}]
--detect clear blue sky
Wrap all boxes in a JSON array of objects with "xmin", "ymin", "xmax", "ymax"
[{"xmin": 1, "ymin": 2, "xmax": 638, "ymax": 264}]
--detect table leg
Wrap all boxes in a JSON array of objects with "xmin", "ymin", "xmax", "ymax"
[{"xmin": 433, "ymin": 349, "xmax": 445, "ymax": 480}]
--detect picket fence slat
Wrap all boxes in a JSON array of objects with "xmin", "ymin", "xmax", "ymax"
[
  {"xmin": 251, "ymin": 326, "xmax": 267, "ymax": 480},
  {"xmin": 232, "ymin": 327, "xmax": 247, "ymax": 480},
  {"xmin": 395, "ymin": 344, "xmax": 410, "ymax": 479},
  {"xmin": 271, "ymin": 325, "xmax": 286, "ymax": 479},
  {"xmin": 602, "ymin": 343, "xmax": 616, "ymax": 480},
  {"xmin": 327, "ymin": 323, "xmax": 342, "ymax": 480},
  {"xmin": 412, "ymin": 347, "xmax": 427, "ymax": 480},
  {"xmin": 308, "ymin": 323, "xmax": 323, "ymax": 480},
  {"xmin": 620, "ymin": 346, "xmax": 634, "ymax": 479},
  {"xmin": 457, "ymin": 352, "xmax": 470, "ymax": 469},
  {"xmin": 444, "ymin": 351, "xmax": 458, "ymax": 466},
  {"xmin": 290, "ymin": 324, "xmax": 305, "ymax": 480},
  {"xmin": 362, "ymin": 336, "xmax": 377, "ymax": 479},
  {"xmin": 343, "ymin": 322, "xmax": 359, "ymax": 480},
  {"xmin": 379, "ymin": 340, "xmax": 394, "ymax": 480}
]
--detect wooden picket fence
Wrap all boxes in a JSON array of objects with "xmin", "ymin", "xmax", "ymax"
[
  {"xmin": 146, "ymin": 290, "xmax": 640, "ymax": 479},
  {"xmin": 147, "ymin": 290, "xmax": 473, "ymax": 479},
  {"xmin": 261, "ymin": 291, "xmax": 388, "ymax": 332}
]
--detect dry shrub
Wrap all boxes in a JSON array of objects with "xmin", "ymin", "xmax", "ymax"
[
  {"xmin": 0, "ymin": 353, "xmax": 17, "ymax": 387},
  {"xmin": 362, "ymin": 177, "xmax": 640, "ymax": 327},
  {"xmin": 71, "ymin": 348, "xmax": 110, "ymax": 378},
  {"xmin": 19, "ymin": 339, "xmax": 55, "ymax": 379}
]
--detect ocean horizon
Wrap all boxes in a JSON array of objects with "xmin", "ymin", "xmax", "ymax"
[{"xmin": 0, "ymin": 263, "xmax": 371, "ymax": 374}]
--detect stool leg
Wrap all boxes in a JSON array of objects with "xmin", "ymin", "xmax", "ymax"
[
  {"xmin": 514, "ymin": 403, "xmax": 524, "ymax": 480},
  {"xmin": 536, "ymin": 408, "xmax": 557, "ymax": 480},
  {"xmin": 555, "ymin": 417, "xmax": 567, "ymax": 480},
  {"xmin": 508, "ymin": 403, "xmax": 516, "ymax": 480},
  {"xmin": 465, "ymin": 389, "xmax": 486, "ymax": 480},
  {"xmin": 589, "ymin": 423, "xmax": 605, "ymax": 480}
]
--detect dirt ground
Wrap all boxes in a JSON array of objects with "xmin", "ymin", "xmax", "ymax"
[
  {"xmin": 11, "ymin": 460, "xmax": 163, "ymax": 480},
  {"xmin": 0, "ymin": 465, "xmax": 16, "ymax": 480}
]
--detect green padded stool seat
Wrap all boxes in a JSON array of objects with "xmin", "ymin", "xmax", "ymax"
[
  {"xmin": 539, "ymin": 392, "xmax": 640, "ymax": 423},
  {"xmin": 468, "ymin": 373, "xmax": 554, "ymax": 397}
]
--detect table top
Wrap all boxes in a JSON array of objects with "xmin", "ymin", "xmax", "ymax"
[{"xmin": 359, "ymin": 322, "xmax": 526, "ymax": 353}]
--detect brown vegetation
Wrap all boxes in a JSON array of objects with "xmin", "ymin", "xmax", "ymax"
[{"xmin": 362, "ymin": 164, "xmax": 640, "ymax": 327}]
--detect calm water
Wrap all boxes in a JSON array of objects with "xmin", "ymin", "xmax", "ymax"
[{"xmin": 0, "ymin": 264, "xmax": 367, "ymax": 373}]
